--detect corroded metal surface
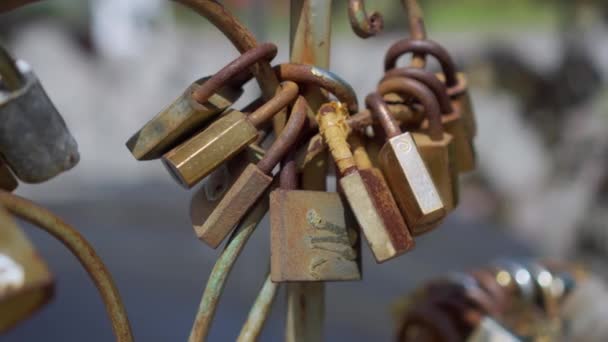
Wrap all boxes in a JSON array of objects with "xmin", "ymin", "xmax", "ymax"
[
  {"xmin": 347, "ymin": 0, "xmax": 384, "ymax": 39},
  {"xmin": 237, "ymin": 273, "xmax": 278, "ymax": 342}
]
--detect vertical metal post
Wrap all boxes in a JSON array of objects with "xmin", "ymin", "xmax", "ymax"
[{"xmin": 287, "ymin": 1, "xmax": 332, "ymax": 341}]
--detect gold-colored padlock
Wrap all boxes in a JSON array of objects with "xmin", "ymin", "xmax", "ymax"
[
  {"xmin": 0, "ymin": 160, "xmax": 17, "ymax": 192},
  {"xmin": 127, "ymin": 43, "xmax": 278, "ymax": 160},
  {"xmin": 162, "ymin": 81, "xmax": 299, "ymax": 189},
  {"xmin": 196, "ymin": 95, "xmax": 307, "ymax": 248},
  {"xmin": 378, "ymin": 76, "xmax": 459, "ymax": 212},
  {"xmin": 0, "ymin": 204, "xmax": 53, "ymax": 332},
  {"xmin": 367, "ymin": 84, "xmax": 446, "ymax": 235},
  {"xmin": 318, "ymin": 102, "xmax": 414, "ymax": 262},
  {"xmin": 270, "ymin": 139, "xmax": 360, "ymax": 282}
]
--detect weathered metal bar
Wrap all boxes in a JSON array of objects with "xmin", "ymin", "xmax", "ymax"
[
  {"xmin": 188, "ymin": 194, "xmax": 270, "ymax": 342},
  {"xmin": 402, "ymin": 0, "xmax": 427, "ymax": 68},
  {"xmin": 347, "ymin": 0, "xmax": 384, "ymax": 39},
  {"xmin": 237, "ymin": 273, "xmax": 278, "ymax": 342},
  {"xmin": 0, "ymin": 191, "xmax": 133, "ymax": 342}
]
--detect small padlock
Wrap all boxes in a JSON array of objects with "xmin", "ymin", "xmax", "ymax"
[
  {"xmin": 348, "ymin": 132, "xmax": 414, "ymax": 263},
  {"xmin": 162, "ymin": 81, "xmax": 299, "ymax": 189},
  {"xmin": 317, "ymin": 102, "xmax": 414, "ymax": 263},
  {"xmin": 270, "ymin": 133, "xmax": 360, "ymax": 282},
  {"xmin": 367, "ymin": 83, "xmax": 446, "ymax": 234},
  {"xmin": 196, "ymin": 95, "xmax": 307, "ymax": 248},
  {"xmin": 126, "ymin": 43, "xmax": 278, "ymax": 160},
  {"xmin": 0, "ymin": 160, "xmax": 17, "ymax": 192},
  {"xmin": 0, "ymin": 45, "xmax": 79, "ymax": 183},
  {"xmin": 378, "ymin": 75, "xmax": 459, "ymax": 212},
  {"xmin": 0, "ymin": 204, "xmax": 53, "ymax": 332}
]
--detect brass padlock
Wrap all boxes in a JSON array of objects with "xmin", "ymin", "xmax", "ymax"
[
  {"xmin": 318, "ymin": 102, "xmax": 414, "ymax": 262},
  {"xmin": 0, "ymin": 160, "xmax": 17, "ymax": 192},
  {"xmin": 378, "ymin": 76, "xmax": 459, "ymax": 212},
  {"xmin": 270, "ymin": 134, "xmax": 360, "ymax": 282},
  {"xmin": 0, "ymin": 45, "xmax": 79, "ymax": 183},
  {"xmin": 127, "ymin": 43, "xmax": 278, "ymax": 160},
  {"xmin": 367, "ymin": 84, "xmax": 446, "ymax": 235},
  {"xmin": 348, "ymin": 132, "xmax": 414, "ymax": 263},
  {"xmin": 196, "ymin": 95, "xmax": 307, "ymax": 248},
  {"xmin": 384, "ymin": 38, "xmax": 477, "ymax": 139},
  {"xmin": 0, "ymin": 204, "xmax": 53, "ymax": 332},
  {"xmin": 162, "ymin": 81, "xmax": 299, "ymax": 189}
]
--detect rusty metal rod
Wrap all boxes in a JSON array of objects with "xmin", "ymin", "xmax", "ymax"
[
  {"xmin": 347, "ymin": 0, "xmax": 384, "ymax": 39},
  {"xmin": 237, "ymin": 273, "xmax": 279, "ymax": 342},
  {"xmin": 403, "ymin": 0, "xmax": 427, "ymax": 68},
  {"xmin": 188, "ymin": 195, "xmax": 269, "ymax": 342},
  {"xmin": 248, "ymin": 81, "xmax": 299, "ymax": 128},
  {"xmin": 0, "ymin": 191, "xmax": 133, "ymax": 342}
]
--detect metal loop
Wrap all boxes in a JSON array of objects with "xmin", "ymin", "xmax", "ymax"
[
  {"xmin": 381, "ymin": 67, "xmax": 453, "ymax": 114},
  {"xmin": 365, "ymin": 92, "xmax": 401, "ymax": 139},
  {"xmin": 248, "ymin": 81, "xmax": 299, "ymax": 127},
  {"xmin": 347, "ymin": 0, "xmax": 384, "ymax": 39}
]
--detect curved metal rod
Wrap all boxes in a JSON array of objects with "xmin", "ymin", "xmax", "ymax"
[
  {"xmin": 188, "ymin": 195, "xmax": 270, "ymax": 342},
  {"xmin": 381, "ymin": 67, "xmax": 453, "ymax": 114},
  {"xmin": 237, "ymin": 273, "xmax": 278, "ymax": 342},
  {"xmin": 347, "ymin": 0, "xmax": 384, "ymax": 39},
  {"xmin": 0, "ymin": 191, "xmax": 133, "ymax": 342},
  {"xmin": 402, "ymin": 0, "xmax": 427, "ymax": 68}
]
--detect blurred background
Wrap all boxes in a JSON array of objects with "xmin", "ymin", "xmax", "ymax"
[{"xmin": 2, "ymin": 0, "xmax": 608, "ymax": 340}]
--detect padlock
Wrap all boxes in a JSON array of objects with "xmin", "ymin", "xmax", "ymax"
[
  {"xmin": 162, "ymin": 81, "xmax": 299, "ymax": 189},
  {"xmin": 270, "ymin": 128, "xmax": 360, "ymax": 282},
  {"xmin": 348, "ymin": 132, "xmax": 414, "ymax": 263},
  {"xmin": 366, "ymin": 83, "xmax": 446, "ymax": 235},
  {"xmin": 0, "ymin": 204, "xmax": 53, "ymax": 332},
  {"xmin": 0, "ymin": 45, "xmax": 79, "ymax": 183},
  {"xmin": 195, "ymin": 95, "xmax": 307, "ymax": 248},
  {"xmin": 0, "ymin": 160, "xmax": 17, "ymax": 192},
  {"xmin": 378, "ymin": 75, "xmax": 459, "ymax": 212},
  {"xmin": 126, "ymin": 43, "xmax": 278, "ymax": 160},
  {"xmin": 384, "ymin": 38, "xmax": 477, "ymax": 139}
]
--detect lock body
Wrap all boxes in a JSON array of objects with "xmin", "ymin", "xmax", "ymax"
[
  {"xmin": 341, "ymin": 170, "xmax": 414, "ymax": 263},
  {"xmin": 162, "ymin": 109, "xmax": 258, "ymax": 188},
  {"xmin": 0, "ymin": 62, "xmax": 79, "ymax": 183},
  {"xmin": 0, "ymin": 206, "xmax": 53, "ymax": 332},
  {"xmin": 0, "ymin": 160, "xmax": 17, "ymax": 191},
  {"xmin": 378, "ymin": 132, "xmax": 446, "ymax": 235},
  {"xmin": 422, "ymin": 112, "xmax": 475, "ymax": 174},
  {"xmin": 270, "ymin": 189, "xmax": 361, "ymax": 282},
  {"xmin": 196, "ymin": 163, "xmax": 272, "ymax": 248},
  {"xmin": 412, "ymin": 132, "xmax": 459, "ymax": 212},
  {"xmin": 438, "ymin": 72, "xmax": 476, "ymax": 139},
  {"xmin": 126, "ymin": 78, "xmax": 242, "ymax": 160}
]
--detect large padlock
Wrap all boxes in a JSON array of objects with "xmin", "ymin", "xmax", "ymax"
[
  {"xmin": 367, "ymin": 84, "xmax": 446, "ymax": 235},
  {"xmin": 126, "ymin": 43, "xmax": 278, "ymax": 160},
  {"xmin": 378, "ymin": 75, "xmax": 459, "ymax": 212},
  {"xmin": 270, "ymin": 135, "xmax": 360, "ymax": 282},
  {"xmin": 383, "ymin": 40, "xmax": 476, "ymax": 173},
  {"xmin": 317, "ymin": 102, "xmax": 414, "ymax": 263},
  {"xmin": 0, "ymin": 45, "xmax": 79, "ymax": 183},
  {"xmin": 196, "ymin": 95, "xmax": 307, "ymax": 248},
  {"xmin": 0, "ymin": 204, "xmax": 53, "ymax": 332},
  {"xmin": 162, "ymin": 81, "xmax": 299, "ymax": 189},
  {"xmin": 0, "ymin": 160, "xmax": 17, "ymax": 192}
]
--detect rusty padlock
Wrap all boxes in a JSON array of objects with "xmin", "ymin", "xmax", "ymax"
[
  {"xmin": 348, "ymin": 132, "xmax": 414, "ymax": 263},
  {"xmin": 162, "ymin": 81, "xmax": 299, "ymax": 189},
  {"xmin": 196, "ymin": 95, "xmax": 307, "ymax": 248},
  {"xmin": 0, "ymin": 204, "xmax": 53, "ymax": 332},
  {"xmin": 367, "ymin": 84, "xmax": 445, "ymax": 235},
  {"xmin": 384, "ymin": 40, "xmax": 476, "ymax": 173},
  {"xmin": 127, "ymin": 43, "xmax": 278, "ymax": 160},
  {"xmin": 317, "ymin": 102, "xmax": 414, "ymax": 263},
  {"xmin": 270, "ymin": 108, "xmax": 361, "ymax": 282},
  {"xmin": 378, "ymin": 75, "xmax": 459, "ymax": 212},
  {"xmin": 0, "ymin": 45, "xmax": 79, "ymax": 183}
]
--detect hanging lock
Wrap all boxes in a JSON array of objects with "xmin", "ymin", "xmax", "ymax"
[
  {"xmin": 0, "ymin": 204, "xmax": 53, "ymax": 332},
  {"xmin": 318, "ymin": 102, "xmax": 414, "ymax": 263},
  {"xmin": 0, "ymin": 46, "xmax": 79, "ymax": 183},
  {"xmin": 127, "ymin": 43, "xmax": 278, "ymax": 160},
  {"xmin": 196, "ymin": 94, "xmax": 306, "ymax": 248},
  {"xmin": 378, "ymin": 73, "xmax": 459, "ymax": 212},
  {"xmin": 367, "ymin": 83, "xmax": 446, "ymax": 235},
  {"xmin": 384, "ymin": 39, "xmax": 476, "ymax": 173},
  {"xmin": 271, "ymin": 99, "xmax": 361, "ymax": 281},
  {"xmin": 162, "ymin": 81, "xmax": 299, "ymax": 189}
]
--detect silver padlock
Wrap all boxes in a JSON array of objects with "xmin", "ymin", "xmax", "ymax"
[{"xmin": 0, "ymin": 45, "xmax": 79, "ymax": 183}]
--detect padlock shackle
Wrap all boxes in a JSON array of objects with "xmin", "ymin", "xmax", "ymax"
[
  {"xmin": 191, "ymin": 43, "xmax": 277, "ymax": 105},
  {"xmin": 317, "ymin": 102, "xmax": 357, "ymax": 176},
  {"xmin": 274, "ymin": 63, "xmax": 359, "ymax": 114},
  {"xmin": 384, "ymin": 39, "xmax": 458, "ymax": 87},
  {"xmin": 0, "ymin": 45, "xmax": 25, "ymax": 91},
  {"xmin": 349, "ymin": 133, "xmax": 373, "ymax": 170},
  {"xmin": 279, "ymin": 152, "xmax": 298, "ymax": 190},
  {"xmin": 377, "ymin": 77, "xmax": 444, "ymax": 141},
  {"xmin": 256, "ymin": 96, "xmax": 307, "ymax": 175},
  {"xmin": 348, "ymin": 0, "xmax": 384, "ymax": 39},
  {"xmin": 248, "ymin": 81, "xmax": 299, "ymax": 128},
  {"xmin": 365, "ymin": 92, "xmax": 401, "ymax": 139},
  {"xmin": 380, "ymin": 67, "xmax": 453, "ymax": 114}
]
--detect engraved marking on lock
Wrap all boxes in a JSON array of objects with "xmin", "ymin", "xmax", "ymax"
[{"xmin": 0, "ymin": 254, "xmax": 25, "ymax": 295}]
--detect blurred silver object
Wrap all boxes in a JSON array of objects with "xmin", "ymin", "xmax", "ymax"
[
  {"xmin": 468, "ymin": 317, "xmax": 521, "ymax": 342},
  {"xmin": 493, "ymin": 260, "xmax": 535, "ymax": 302}
]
